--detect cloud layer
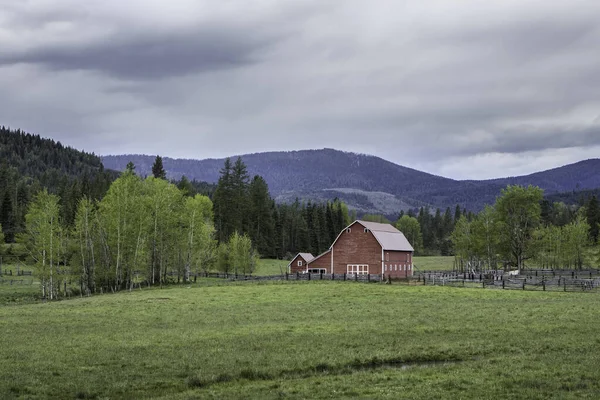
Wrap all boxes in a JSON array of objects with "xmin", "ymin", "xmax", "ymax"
[{"xmin": 1, "ymin": 0, "xmax": 599, "ymax": 179}]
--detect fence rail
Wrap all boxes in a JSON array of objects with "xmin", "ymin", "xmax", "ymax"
[
  {"xmin": 417, "ymin": 270, "xmax": 600, "ymax": 293},
  {"xmin": 195, "ymin": 272, "xmax": 384, "ymax": 283}
]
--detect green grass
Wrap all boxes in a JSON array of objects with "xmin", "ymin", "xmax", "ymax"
[
  {"xmin": 1, "ymin": 281, "xmax": 600, "ymax": 399},
  {"xmin": 413, "ymin": 256, "xmax": 455, "ymax": 271},
  {"xmin": 255, "ymin": 258, "xmax": 289, "ymax": 275}
]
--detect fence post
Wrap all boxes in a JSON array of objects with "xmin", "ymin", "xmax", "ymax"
[
  {"xmin": 523, "ymin": 279, "xmax": 526, "ymax": 290},
  {"xmin": 368, "ymin": 274, "xmax": 370, "ymax": 282},
  {"xmin": 502, "ymin": 280, "xmax": 505, "ymax": 289},
  {"xmin": 344, "ymin": 273, "xmax": 346, "ymax": 281},
  {"xmin": 320, "ymin": 272, "xmax": 323, "ymax": 280},
  {"xmin": 308, "ymin": 273, "xmax": 311, "ymax": 281},
  {"xmin": 286, "ymin": 273, "xmax": 288, "ymax": 281},
  {"xmin": 355, "ymin": 273, "xmax": 358, "ymax": 282},
  {"xmin": 543, "ymin": 280, "xmax": 546, "ymax": 291},
  {"xmin": 331, "ymin": 273, "xmax": 334, "ymax": 281}
]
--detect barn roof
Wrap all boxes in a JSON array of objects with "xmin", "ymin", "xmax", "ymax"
[{"xmin": 355, "ymin": 220, "xmax": 414, "ymax": 252}]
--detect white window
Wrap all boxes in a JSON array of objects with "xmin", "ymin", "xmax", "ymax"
[
  {"xmin": 408, "ymin": 265, "xmax": 411, "ymax": 270},
  {"xmin": 298, "ymin": 260, "xmax": 303, "ymax": 267},
  {"xmin": 404, "ymin": 265, "xmax": 406, "ymax": 271},
  {"xmin": 395, "ymin": 265, "xmax": 397, "ymax": 271},
  {"xmin": 386, "ymin": 253, "xmax": 389, "ymax": 262},
  {"xmin": 385, "ymin": 265, "xmax": 388, "ymax": 271},
  {"xmin": 364, "ymin": 228, "xmax": 369, "ymax": 233},
  {"xmin": 347, "ymin": 264, "xmax": 369, "ymax": 275},
  {"xmin": 346, "ymin": 228, "xmax": 352, "ymax": 233}
]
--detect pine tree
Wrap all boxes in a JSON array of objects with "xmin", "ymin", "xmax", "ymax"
[
  {"xmin": 248, "ymin": 175, "xmax": 275, "ymax": 257},
  {"xmin": 152, "ymin": 155, "xmax": 167, "ymax": 180},
  {"xmin": 586, "ymin": 196, "xmax": 600, "ymax": 244},
  {"xmin": 213, "ymin": 158, "xmax": 233, "ymax": 243}
]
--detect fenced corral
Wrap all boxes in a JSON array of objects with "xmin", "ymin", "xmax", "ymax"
[{"xmin": 417, "ymin": 269, "xmax": 600, "ymax": 293}]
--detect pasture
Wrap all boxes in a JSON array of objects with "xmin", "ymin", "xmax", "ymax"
[
  {"xmin": 1, "ymin": 281, "xmax": 600, "ymax": 399},
  {"xmin": 413, "ymin": 256, "xmax": 455, "ymax": 271}
]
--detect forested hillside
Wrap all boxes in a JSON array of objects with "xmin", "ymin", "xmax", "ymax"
[
  {"xmin": 102, "ymin": 151, "xmax": 600, "ymax": 214},
  {"xmin": 0, "ymin": 127, "xmax": 116, "ymax": 240}
]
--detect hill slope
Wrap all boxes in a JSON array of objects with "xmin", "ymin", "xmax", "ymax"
[{"xmin": 101, "ymin": 150, "xmax": 600, "ymax": 214}]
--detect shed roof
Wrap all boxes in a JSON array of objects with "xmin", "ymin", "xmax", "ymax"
[{"xmin": 288, "ymin": 253, "xmax": 315, "ymax": 267}]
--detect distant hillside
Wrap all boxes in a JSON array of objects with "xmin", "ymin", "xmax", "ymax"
[
  {"xmin": 102, "ymin": 150, "xmax": 600, "ymax": 215},
  {"xmin": 0, "ymin": 126, "xmax": 117, "ymax": 239}
]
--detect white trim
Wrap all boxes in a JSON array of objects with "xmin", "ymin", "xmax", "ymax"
[
  {"xmin": 331, "ymin": 247, "xmax": 334, "ymax": 275},
  {"xmin": 347, "ymin": 264, "xmax": 369, "ymax": 275}
]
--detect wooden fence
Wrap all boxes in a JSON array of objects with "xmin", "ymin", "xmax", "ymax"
[
  {"xmin": 190, "ymin": 271, "xmax": 384, "ymax": 283},
  {"xmin": 417, "ymin": 270, "xmax": 600, "ymax": 293}
]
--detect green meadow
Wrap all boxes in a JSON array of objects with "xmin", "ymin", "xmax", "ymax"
[
  {"xmin": 1, "ymin": 280, "xmax": 600, "ymax": 399},
  {"xmin": 413, "ymin": 256, "xmax": 455, "ymax": 271}
]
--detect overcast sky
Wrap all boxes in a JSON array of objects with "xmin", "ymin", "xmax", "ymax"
[{"xmin": 1, "ymin": 0, "xmax": 600, "ymax": 179}]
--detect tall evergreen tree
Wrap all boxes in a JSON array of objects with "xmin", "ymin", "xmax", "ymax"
[
  {"xmin": 586, "ymin": 196, "xmax": 600, "ymax": 244},
  {"xmin": 151, "ymin": 155, "xmax": 167, "ymax": 180},
  {"xmin": 248, "ymin": 175, "xmax": 275, "ymax": 258}
]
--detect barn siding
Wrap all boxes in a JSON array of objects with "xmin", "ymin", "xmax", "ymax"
[
  {"xmin": 384, "ymin": 250, "xmax": 413, "ymax": 278},
  {"xmin": 289, "ymin": 255, "xmax": 309, "ymax": 274},
  {"xmin": 332, "ymin": 222, "xmax": 382, "ymax": 275},
  {"xmin": 308, "ymin": 251, "xmax": 331, "ymax": 270}
]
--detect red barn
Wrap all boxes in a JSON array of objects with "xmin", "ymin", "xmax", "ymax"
[{"xmin": 305, "ymin": 220, "xmax": 414, "ymax": 278}]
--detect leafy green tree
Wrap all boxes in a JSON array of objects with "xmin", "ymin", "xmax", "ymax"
[
  {"xmin": 97, "ymin": 169, "xmax": 148, "ymax": 290},
  {"xmin": 395, "ymin": 215, "xmax": 423, "ymax": 254},
  {"xmin": 24, "ymin": 190, "xmax": 62, "ymax": 299},
  {"xmin": 151, "ymin": 155, "xmax": 167, "ymax": 180},
  {"xmin": 563, "ymin": 213, "xmax": 590, "ymax": 269},
  {"xmin": 229, "ymin": 231, "xmax": 259, "ymax": 275},
  {"xmin": 451, "ymin": 215, "xmax": 476, "ymax": 265},
  {"xmin": 73, "ymin": 197, "xmax": 98, "ymax": 295},
  {"xmin": 471, "ymin": 205, "xmax": 501, "ymax": 269},
  {"xmin": 182, "ymin": 194, "xmax": 216, "ymax": 279},
  {"xmin": 145, "ymin": 177, "xmax": 183, "ymax": 285},
  {"xmin": 495, "ymin": 185, "xmax": 544, "ymax": 269}
]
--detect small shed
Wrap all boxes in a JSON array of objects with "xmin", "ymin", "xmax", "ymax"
[{"xmin": 288, "ymin": 253, "xmax": 315, "ymax": 274}]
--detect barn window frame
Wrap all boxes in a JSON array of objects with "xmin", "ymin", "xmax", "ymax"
[
  {"xmin": 308, "ymin": 268, "xmax": 326, "ymax": 274},
  {"xmin": 297, "ymin": 260, "xmax": 303, "ymax": 267},
  {"xmin": 347, "ymin": 264, "xmax": 369, "ymax": 275}
]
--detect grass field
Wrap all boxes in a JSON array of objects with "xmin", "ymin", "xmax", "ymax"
[
  {"xmin": 413, "ymin": 256, "xmax": 455, "ymax": 271},
  {"xmin": 255, "ymin": 258, "xmax": 289, "ymax": 275},
  {"xmin": 1, "ymin": 281, "xmax": 600, "ymax": 399}
]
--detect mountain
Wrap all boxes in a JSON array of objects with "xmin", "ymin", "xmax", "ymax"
[{"xmin": 101, "ymin": 150, "xmax": 600, "ymax": 216}]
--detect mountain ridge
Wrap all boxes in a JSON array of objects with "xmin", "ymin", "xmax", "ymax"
[{"xmin": 101, "ymin": 149, "xmax": 600, "ymax": 215}]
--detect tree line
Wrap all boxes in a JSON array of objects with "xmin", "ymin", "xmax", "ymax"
[
  {"xmin": 211, "ymin": 157, "xmax": 352, "ymax": 259},
  {"xmin": 450, "ymin": 185, "xmax": 600, "ymax": 270}
]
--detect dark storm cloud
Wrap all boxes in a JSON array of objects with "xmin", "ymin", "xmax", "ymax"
[
  {"xmin": 0, "ymin": 21, "xmax": 281, "ymax": 80},
  {"xmin": 1, "ymin": 0, "xmax": 600, "ymax": 179}
]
